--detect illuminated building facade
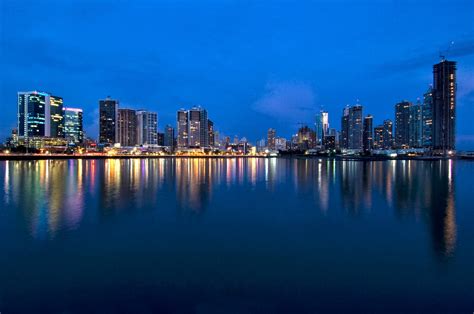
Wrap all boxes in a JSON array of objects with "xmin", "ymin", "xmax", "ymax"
[
  {"xmin": 432, "ymin": 60, "xmax": 456, "ymax": 152},
  {"xmin": 363, "ymin": 115, "xmax": 373, "ymax": 152},
  {"xmin": 422, "ymin": 86, "xmax": 434, "ymax": 148},
  {"xmin": 395, "ymin": 101, "xmax": 411, "ymax": 148},
  {"xmin": 177, "ymin": 109, "xmax": 188, "ymax": 148},
  {"xmin": 118, "ymin": 109, "xmax": 137, "ymax": 146},
  {"xmin": 50, "ymin": 95, "xmax": 64, "ymax": 137},
  {"xmin": 17, "ymin": 91, "xmax": 64, "ymax": 138},
  {"xmin": 63, "ymin": 107, "xmax": 84, "ymax": 144},
  {"xmin": 136, "ymin": 110, "xmax": 158, "ymax": 145},
  {"xmin": 267, "ymin": 128, "xmax": 276, "ymax": 149},
  {"xmin": 348, "ymin": 104, "xmax": 363, "ymax": 150}
]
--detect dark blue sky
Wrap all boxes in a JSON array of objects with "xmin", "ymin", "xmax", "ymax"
[{"xmin": 1, "ymin": 0, "xmax": 473, "ymax": 147}]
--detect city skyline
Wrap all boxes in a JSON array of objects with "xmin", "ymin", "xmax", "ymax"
[
  {"xmin": 6, "ymin": 58, "xmax": 459, "ymax": 154},
  {"xmin": 1, "ymin": 0, "xmax": 473, "ymax": 148}
]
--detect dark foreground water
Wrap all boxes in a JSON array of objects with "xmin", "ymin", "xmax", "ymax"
[{"xmin": 0, "ymin": 158, "xmax": 473, "ymax": 313}]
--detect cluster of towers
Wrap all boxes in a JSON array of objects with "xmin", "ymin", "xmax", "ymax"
[
  {"xmin": 268, "ymin": 59, "xmax": 457, "ymax": 154},
  {"xmin": 17, "ymin": 91, "xmax": 84, "ymax": 145}
]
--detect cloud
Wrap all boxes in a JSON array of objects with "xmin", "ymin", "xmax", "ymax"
[
  {"xmin": 253, "ymin": 81, "xmax": 317, "ymax": 124},
  {"xmin": 375, "ymin": 37, "xmax": 474, "ymax": 75}
]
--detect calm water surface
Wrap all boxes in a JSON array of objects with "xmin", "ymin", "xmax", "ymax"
[{"xmin": 0, "ymin": 158, "xmax": 473, "ymax": 313}]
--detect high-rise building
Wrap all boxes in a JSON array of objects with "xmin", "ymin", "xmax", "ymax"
[
  {"xmin": 340, "ymin": 106, "xmax": 350, "ymax": 149},
  {"xmin": 409, "ymin": 102, "xmax": 423, "ymax": 148},
  {"xmin": 432, "ymin": 60, "xmax": 456, "ymax": 152},
  {"xmin": 208, "ymin": 119, "xmax": 215, "ymax": 147},
  {"xmin": 363, "ymin": 115, "xmax": 373, "ymax": 152},
  {"xmin": 157, "ymin": 132, "xmax": 164, "ymax": 146},
  {"xmin": 188, "ymin": 107, "xmax": 208, "ymax": 148},
  {"xmin": 422, "ymin": 86, "xmax": 434, "ymax": 148},
  {"xmin": 17, "ymin": 91, "xmax": 64, "ymax": 138},
  {"xmin": 315, "ymin": 111, "xmax": 329, "ymax": 145},
  {"xmin": 99, "ymin": 97, "xmax": 118, "ymax": 144},
  {"xmin": 164, "ymin": 124, "xmax": 175, "ymax": 150},
  {"xmin": 63, "ymin": 107, "xmax": 83, "ymax": 144},
  {"xmin": 395, "ymin": 101, "xmax": 411, "ymax": 148},
  {"xmin": 136, "ymin": 110, "xmax": 158, "ymax": 146},
  {"xmin": 275, "ymin": 137, "xmax": 288, "ymax": 151},
  {"xmin": 118, "ymin": 109, "xmax": 137, "ymax": 146},
  {"xmin": 297, "ymin": 126, "xmax": 316, "ymax": 150},
  {"xmin": 373, "ymin": 125, "xmax": 384, "ymax": 150},
  {"xmin": 383, "ymin": 119, "xmax": 393, "ymax": 149},
  {"xmin": 177, "ymin": 109, "xmax": 188, "ymax": 148},
  {"xmin": 323, "ymin": 135, "xmax": 336, "ymax": 150},
  {"xmin": 267, "ymin": 128, "xmax": 276, "ymax": 149},
  {"xmin": 348, "ymin": 104, "xmax": 363, "ymax": 150},
  {"xmin": 50, "ymin": 95, "xmax": 64, "ymax": 137}
]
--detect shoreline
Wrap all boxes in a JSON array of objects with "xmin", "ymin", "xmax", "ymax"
[{"xmin": 0, "ymin": 154, "xmax": 468, "ymax": 161}]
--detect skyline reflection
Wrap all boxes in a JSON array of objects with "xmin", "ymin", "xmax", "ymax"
[{"xmin": 0, "ymin": 158, "xmax": 458, "ymax": 257}]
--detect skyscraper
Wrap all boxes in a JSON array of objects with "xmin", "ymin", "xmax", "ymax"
[
  {"xmin": 50, "ymin": 95, "xmax": 64, "ymax": 138},
  {"xmin": 383, "ymin": 119, "xmax": 393, "ymax": 149},
  {"xmin": 363, "ymin": 115, "xmax": 373, "ymax": 152},
  {"xmin": 340, "ymin": 106, "xmax": 350, "ymax": 149},
  {"xmin": 136, "ymin": 110, "xmax": 158, "ymax": 146},
  {"xmin": 18, "ymin": 91, "xmax": 49, "ymax": 138},
  {"xmin": 395, "ymin": 101, "xmax": 411, "ymax": 148},
  {"xmin": 63, "ymin": 107, "xmax": 84, "ymax": 144},
  {"xmin": 177, "ymin": 109, "xmax": 188, "ymax": 148},
  {"xmin": 348, "ymin": 104, "xmax": 363, "ymax": 150},
  {"xmin": 208, "ymin": 119, "xmax": 215, "ymax": 147},
  {"xmin": 432, "ymin": 60, "xmax": 456, "ymax": 152},
  {"xmin": 267, "ymin": 128, "xmax": 276, "ymax": 149},
  {"xmin": 409, "ymin": 102, "xmax": 423, "ymax": 148},
  {"xmin": 118, "ymin": 109, "xmax": 137, "ymax": 146},
  {"xmin": 164, "ymin": 124, "xmax": 175, "ymax": 150},
  {"xmin": 188, "ymin": 107, "xmax": 208, "ymax": 148},
  {"xmin": 315, "ymin": 111, "xmax": 329, "ymax": 145},
  {"xmin": 297, "ymin": 126, "xmax": 316, "ymax": 150},
  {"xmin": 422, "ymin": 86, "xmax": 434, "ymax": 148},
  {"xmin": 17, "ymin": 91, "xmax": 64, "ymax": 138},
  {"xmin": 99, "ymin": 97, "xmax": 118, "ymax": 144},
  {"xmin": 373, "ymin": 125, "xmax": 384, "ymax": 150}
]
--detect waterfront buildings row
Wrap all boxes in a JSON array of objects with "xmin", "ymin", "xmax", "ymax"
[
  {"xmin": 261, "ymin": 59, "xmax": 456, "ymax": 155},
  {"xmin": 10, "ymin": 59, "xmax": 456, "ymax": 155},
  {"xmin": 16, "ymin": 91, "xmax": 84, "ymax": 147}
]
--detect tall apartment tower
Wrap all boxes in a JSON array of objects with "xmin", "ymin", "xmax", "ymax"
[
  {"xmin": 348, "ymin": 104, "xmax": 363, "ymax": 150},
  {"xmin": 118, "ymin": 109, "xmax": 137, "ymax": 147},
  {"xmin": 340, "ymin": 106, "xmax": 350, "ymax": 149},
  {"xmin": 395, "ymin": 101, "xmax": 411, "ymax": 148},
  {"xmin": 177, "ymin": 109, "xmax": 189, "ymax": 148},
  {"xmin": 267, "ymin": 128, "xmax": 276, "ymax": 149},
  {"xmin": 432, "ymin": 60, "xmax": 456, "ymax": 152},
  {"xmin": 315, "ymin": 111, "xmax": 329, "ymax": 145},
  {"xmin": 164, "ymin": 124, "xmax": 175, "ymax": 150},
  {"xmin": 63, "ymin": 107, "xmax": 84, "ymax": 144},
  {"xmin": 373, "ymin": 125, "xmax": 384, "ymax": 150},
  {"xmin": 382, "ymin": 119, "xmax": 393, "ymax": 149},
  {"xmin": 99, "ymin": 97, "xmax": 118, "ymax": 144},
  {"xmin": 409, "ymin": 102, "xmax": 423, "ymax": 148},
  {"xmin": 136, "ymin": 110, "xmax": 158, "ymax": 146},
  {"xmin": 208, "ymin": 119, "xmax": 215, "ymax": 147},
  {"xmin": 422, "ymin": 86, "xmax": 434, "ymax": 148},
  {"xmin": 188, "ymin": 107, "xmax": 208, "ymax": 148},
  {"xmin": 363, "ymin": 115, "xmax": 373, "ymax": 152},
  {"xmin": 17, "ymin": 91, "xmax": 64, "ymax": 138}
]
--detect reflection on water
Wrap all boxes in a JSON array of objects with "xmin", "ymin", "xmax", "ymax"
[{"xmin": 0, "ymin": 158, "xmax": 457, "ymax": 257}]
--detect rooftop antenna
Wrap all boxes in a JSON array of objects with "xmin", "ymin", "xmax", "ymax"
[{"xmin": 440, "ymin": 41, "xmax": 455, "ymax": 61}]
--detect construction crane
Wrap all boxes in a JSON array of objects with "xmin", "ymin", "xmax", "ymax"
[{"xmin": 440, "ymin": 41, "xmax": 455, "ymax": 61}]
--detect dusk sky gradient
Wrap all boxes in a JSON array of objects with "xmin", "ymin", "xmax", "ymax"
[{"xmin": 1, "ymin": 0, "xmax": 473, "ymax": 147}]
